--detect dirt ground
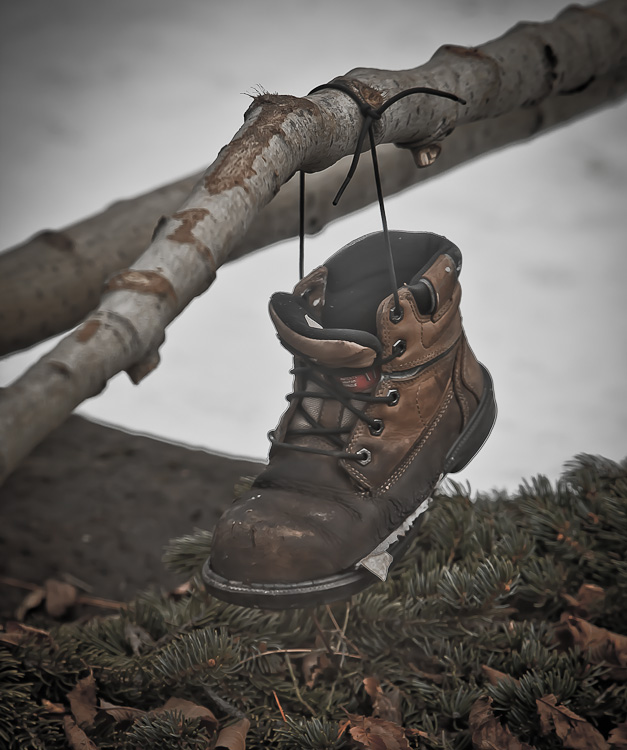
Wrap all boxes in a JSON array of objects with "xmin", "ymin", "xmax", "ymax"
[{"xmin": 0, "ymin": 416, "xmax": 263, "ymax": 618}]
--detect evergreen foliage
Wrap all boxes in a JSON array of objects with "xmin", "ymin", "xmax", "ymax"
[{"xmin": 1, "ymin": 454, "xmax": 626, "ymax": 748}]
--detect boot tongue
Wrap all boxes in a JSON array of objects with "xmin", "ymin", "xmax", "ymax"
[
  {"xmin": 269, "ymin": 292, "xmax": 382, "ymax": 369},
  {"xmin": 321, "ymin": 230, "xmax": 463, "ymax": 327},
  {"xmin": 268, "ymin": 288, "xmax": 382, "ymax": 461},
  {"xmin": 335, "ymin": 367, "xmax": 380, "ymax": 393},
  {"xmin": 407, "ymin": 253, "xmax": 459, "ymax": 314}
]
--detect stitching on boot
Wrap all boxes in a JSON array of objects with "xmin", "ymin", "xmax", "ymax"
[
  {"xmin": 379, "ymin": 388, "xmax": 455, "ymax": 492},
  {"xmin": 454, "ymin": 372, "xmax": 470, "ymax": 425},
  {"xmin": 346, "ymin": 387, "xmax": 454, "ymax": 491},
  {"xmin": 433, "ymin": 295, "xmax": 454, "ymax": 322},
  {"xmin": 460, "ymin": 338, "xmax": 483, "ymax": 402},
  {"xmin": 453, "ymin": 347, "xmax": 470, "ymax": 424},
  {"xmin": 415, "ymin": 381, "xmax": 428, "ymax": 432}
]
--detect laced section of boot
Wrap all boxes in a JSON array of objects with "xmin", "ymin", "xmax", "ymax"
[
  {"xmin": 273, "ymin": 81, "xmax": 467, "ymax": 466},
  {"xmin": 268, "ymin": 347, "xmax": 404, "ymax": 466}
]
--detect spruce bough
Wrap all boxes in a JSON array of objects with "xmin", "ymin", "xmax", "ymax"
[{"xmin": 2, "ymin": 454, "xmax": 626, "ymax": 748}]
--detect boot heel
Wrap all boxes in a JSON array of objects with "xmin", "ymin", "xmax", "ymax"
[{"xmin": 444, "ymin": 365, "xmax": 496, "ymax": 474}]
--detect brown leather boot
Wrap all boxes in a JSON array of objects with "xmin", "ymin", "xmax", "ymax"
[{"xmin": 203, "ymin": 231, "xmax": 496, "ymax": 608}]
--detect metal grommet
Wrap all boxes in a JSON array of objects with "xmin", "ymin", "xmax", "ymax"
[
  {"xmin": 389, "ymin": 306, "xmax": 404, "ymax": 323},
  {"xmin": 392, "ymin": 339, "xmax": 406, "ymax": 356},
  {"xmin": 356, "ymin": 448, "xmax": 372, "ymax": 465},
  {"xmin": 387, "ymin": 388, "xmax": 400, "ymax": 406},
  {"xmin": 368, "ymin": 419, "xmax": 384, "ymax": 436}
]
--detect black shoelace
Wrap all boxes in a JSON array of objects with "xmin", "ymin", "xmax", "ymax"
[
  {"xmin": 301, "ymin": 79, "xmax": 466, "ymax": 317},
  {"xmin": 269, "ymin": 357, "xmax": 401, "ymax": 466},
  {"xmin": 273, "ymin": 80, "xmax": 466, "ymax": 464}
]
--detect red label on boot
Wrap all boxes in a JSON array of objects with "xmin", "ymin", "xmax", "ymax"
[{"xmin": 336, "ymin": 367, "xmax": 380, "ymax": 393}]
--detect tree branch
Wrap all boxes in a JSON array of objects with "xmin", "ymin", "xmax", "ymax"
[
  {"xmin": 0, "ymin": 174, "xmax": 201, "ymax": 356},
  {"xmin": 0, "ymin": 150, "xmax": 418, "ymax": 357},
  {"xmin": 0, "ymin": 0, "xmax": 626, "ymax": 483}
]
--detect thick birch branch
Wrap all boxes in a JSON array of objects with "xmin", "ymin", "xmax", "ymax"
[
  {"xmin": 0, "ymin": 0, "xmax": 626, "ymax": 483},
  {"xmin": 0, "ymin": 175, "xmax": 200, "ymax": 356},
  {"xmin": 0, "ymin": 153, "xmax": 416, "ymax": 356},
  {"xmin": 2, "ymin": 0, "xmax": 627, "ymax": 360},
  {"xmin": 1, "ymin": 51, "xmax": 622, "ymax": 361},
  {"xmin": 2, "ymin": 1, "xmax": 626, "ymax": 360}
]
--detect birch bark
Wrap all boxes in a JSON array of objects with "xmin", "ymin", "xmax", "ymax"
[
  {"xmin": 0, "ymin": 0, "xmax": 625, "ymax": 483},
  {"xmin": 4, "ymin": 53, "xmax": 625, "ymax": 358}
]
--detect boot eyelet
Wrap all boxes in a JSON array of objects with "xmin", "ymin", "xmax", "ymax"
[
  {"xmin": 369, "ymin": 419, "xmax": 384, "ymax": 436},
  {"xmin": 356, "ymin": 448, "xmax": 372, "ymax": 465},
  {"xmin": 389, "ymin": 306, "xmax": 404, "ymax": 323},
  {"xmin": 387, "ymin": 388, "xmax": 400, "ymax": 406},
  {"xmin": 392, "ymin": 339, "xmax": 406, "ymax": 356}
]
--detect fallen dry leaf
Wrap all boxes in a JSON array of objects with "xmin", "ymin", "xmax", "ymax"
[
  {"xmin": 45, "ymin": 578, "xmax": 78, "ymax": 618},
  {"xmin": 67, "ymin": 673, "xmax": 98, "ymax": 729},
  {"xmin": 562, "ymin": 583, "xmax": 605, "ymax": 618},
  {"xmin": 469, "ymin": 696, "xmax": 537, "ymax": 750},
  {"xmin": 408, "ymin": 661, "xmax": 445, "ymax": 684},
  {"xmin": 349, "ymin": 714, "xmax": 411, "ymax": 750},
  {"xmin": 363, "ymin": 677, "xmax": 402, "ymax": 724},
  {"xmin": 406, "ymin": 727, "xmax": 431, "ymax": 740},
  {"xmin": 98, "ymin": 698, "xmax": 146, "ymax": 723},
  {"xmin": 0, "ymin": 633, "xmax": 26, "ymax": 646},
  {"xmin": 155, "ymin": 697, "xmax": 218, "ymax": 729},
  {"xmin": 41, "ymin": 698, "xmax": 65, "ymax": 713},
  {"xmin": 481, "ymin": 665, "xmax": 519, "ymax": 687},
  {"xmin": 9, "ymin": 621, "xmax": 51, "ymax": 637},
  {"xmin": 15, "ymin": 586, "xmax": 46, "ymax": 621},
  {"xmin": 215, "ymin": 717, "xmax": 250, "ymax": 749},
  {"xmin": 0, "ymin": 621, "xmax": 52, "ymax": 646},
  {"xmin": 536, "ymin": 694, "xmax": 610, "ymax": 750},
  {"xmin": 555, "ymin": 615, "xmax": 627, "ymax": 679},
  {"xmin": 302, "ymin": 650, "xmax": 332, "ymax": 688},
  {"xmin": 63, "ymin": 715, "xmax": 98, "ymax": 750},
  {"xmin": 609, "ymin": 722, "xmax": 627, "ymax": 748}
]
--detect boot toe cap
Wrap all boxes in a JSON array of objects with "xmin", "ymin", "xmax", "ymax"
[{"xmin": 210, "ymin": 488, "xmax": 364, "ymax": 584}]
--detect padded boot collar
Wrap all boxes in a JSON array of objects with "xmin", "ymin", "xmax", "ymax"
[
  {"xmin": 321, "ymin": 230, "xmax": 462, "ymax": 334},
  {"xmin": 269, "ymin": 292, "xmax": 381, "ymax": 369},
  {"xmin": 414, "ymin": 253, "xmax": 460, "ymax": 321}
]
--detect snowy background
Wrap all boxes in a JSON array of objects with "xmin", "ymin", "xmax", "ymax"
[{"xmin": 0, "ymin": 0, "xmax": 625, "ymax": 492}]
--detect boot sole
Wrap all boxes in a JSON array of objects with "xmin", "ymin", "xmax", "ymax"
[{"xmin": 202, "ymin": 365, "xmax": 496, "ymax": 609}]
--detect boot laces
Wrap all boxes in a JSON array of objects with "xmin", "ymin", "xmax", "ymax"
[
  {"xmin": 268, "ymin": 350, "xmax": 402, "ymax": 465},
  {"xmin": 301, "ymin": 79, "xmax": 466, "ymax": 317},
  {"xmin": 276, "ymin": 81, "xmax": 466, "ymax": 465}
]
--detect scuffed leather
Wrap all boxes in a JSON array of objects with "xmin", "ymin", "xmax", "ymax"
[
  {"xmin": 210, "ymin": 242, "xmax": 488, "ymax": 585},
  {"xmin": 211, "ymin": 482, "xmax": 417, "ymax": 583}
]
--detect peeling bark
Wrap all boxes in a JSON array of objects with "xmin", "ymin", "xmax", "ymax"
[
  {"xmin": 0, "ymin": 174, "xmax": 200, "ymax": 356},
  {"xmin": 0, "ymin": 0, "xmax": 626, "ymax": 483},
  {"xmin": 2, "ymin": 0, "xmax": 626, "ymax": 356}
]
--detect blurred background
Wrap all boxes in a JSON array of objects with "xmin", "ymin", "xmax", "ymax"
[{"xmin": 0, "ymin": 0, "xmax": 625, "ymax": 492}]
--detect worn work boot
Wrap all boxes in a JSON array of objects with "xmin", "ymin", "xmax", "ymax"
[{"xmin": 203, "ymin": 231, "xmax": 496, "ymax": 608}]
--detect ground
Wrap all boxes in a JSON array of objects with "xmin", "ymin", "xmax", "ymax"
[{"xmin": 0, "ymin": 416, "xmax": 262, "ymax": 618}]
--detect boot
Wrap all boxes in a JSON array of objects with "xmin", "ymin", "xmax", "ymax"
[{"xmin": 203, "ymin": 231, "xmax": 496, "ymax": 608}]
